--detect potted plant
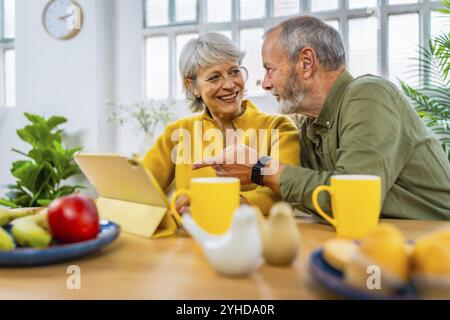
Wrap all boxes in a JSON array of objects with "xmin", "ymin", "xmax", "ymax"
[
  {"xmin": 106, "ymin": 99, "xmax": 175, "ymax": 155},
  {"xmin": 400, "ymin": 0, "xmax": 450, "ymax": 161},
  {"xmin": 0, "ymin": 113, "xmax": 83, "ymax": 208}
]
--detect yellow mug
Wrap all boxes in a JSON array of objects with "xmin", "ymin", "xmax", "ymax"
[
  {"xmin": 312, "ymin": 175, "xmax": 381, "ymax": 239},
  {"xmin": 170, "ymin": 177, "xmax": 240, "ymax": 234}
]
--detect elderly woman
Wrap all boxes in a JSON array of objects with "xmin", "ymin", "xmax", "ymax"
[{"xmin": 143, "ymin": 32, "xmax": 300, "ymax": 215}]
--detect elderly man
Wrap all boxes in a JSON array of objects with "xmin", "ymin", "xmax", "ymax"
[{"xmin": 194, "ymin": 15, "xmax": 450, "ymax": 220}]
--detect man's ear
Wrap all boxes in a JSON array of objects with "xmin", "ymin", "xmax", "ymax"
[{"xmin": 297, "ymin": 47, "xmax": 316, "ymax": 79}]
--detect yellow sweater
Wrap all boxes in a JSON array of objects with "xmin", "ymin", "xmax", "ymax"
[{"xmin": 143, "ymin": 100, "xmax": 300, "ymax": 214}]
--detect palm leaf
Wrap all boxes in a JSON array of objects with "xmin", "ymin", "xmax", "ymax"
[
  {"xmin": 438, "ymin": 0, "xmax": 450, "ymax": 14},
  {"xmin": 400, "ymin": 3, "xmax": 450, "ymax": 161}
]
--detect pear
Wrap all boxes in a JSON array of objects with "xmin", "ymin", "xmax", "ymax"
[
  {"xmin": 0, "ymin": 227, "xmax": 15, "ymax": 251},
  {"xmin": 0, "ymin": 207, "xmax": 41, "ymax": 227},
  {"xmin": 257, "ymin": 202, "xmax": 301, "ymax": 266},
  {"xmin": 11, "ymin": 209, "xmax": 52, "ymax": 248}
]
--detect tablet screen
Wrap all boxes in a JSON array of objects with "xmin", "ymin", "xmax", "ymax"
[{"xmin": 74, "ymin": 153, "xmax": 168, "ymax": 208}]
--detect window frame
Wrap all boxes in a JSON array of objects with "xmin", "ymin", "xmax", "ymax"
[
  {"xmin": 143, "ymin": 0, "xmax": 444, "ymax": 100},
  {"xmin": 0, "ymin": 0, "xmax": 15, "ymax": 107}
]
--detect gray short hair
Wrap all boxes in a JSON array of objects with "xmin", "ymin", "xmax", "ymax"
[
  {"xmin": 179, "ymin": 32, "xmax": 246, "ymax": 112},
  {"xmin": 265, "ymin": 15, "xmax": 346, "ymax": 70}
]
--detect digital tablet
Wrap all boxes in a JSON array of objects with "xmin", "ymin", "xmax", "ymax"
[{"xmin": 74, "ymin": 153, "xmax": 168, "ymax": 208}]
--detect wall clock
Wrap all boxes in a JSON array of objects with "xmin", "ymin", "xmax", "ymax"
[{"xmin": 43, "ymin": 0, "xmax": 83, "ymax": 40}]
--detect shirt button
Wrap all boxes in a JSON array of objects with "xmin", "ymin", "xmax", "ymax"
[{"xmin": 326, "ymin": 121, "xmax": 331, "ymax": 126}]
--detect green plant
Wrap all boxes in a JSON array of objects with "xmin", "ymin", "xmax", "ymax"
[
  {"xmin": 400, "ymin": 0, "xmax": 450, "ymax": 161},
  {"xmin": 0, "ymin": 113, "xmax": 83, "ymax": 208},
  {"xmin": 107, "ymin": 99, "xmax": 175, "ymax": 139}
]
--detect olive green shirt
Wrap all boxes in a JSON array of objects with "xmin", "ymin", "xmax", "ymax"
[{"xmin": 280, "ymin": 70, "xmax": 450, "ymax": 220}]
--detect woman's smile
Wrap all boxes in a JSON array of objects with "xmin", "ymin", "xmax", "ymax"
[{"xmin": 216, "ymin": 90, "xmax": 240, "ymax": 104}]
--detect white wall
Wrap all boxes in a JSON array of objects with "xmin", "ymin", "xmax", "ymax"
[
  {"xmin": 113, "ymin": 0, "xmax": 146, "ymax": 155},
  {"xmin": 0, "ymin": 0, "xmax": 116, "ymax": 196}
]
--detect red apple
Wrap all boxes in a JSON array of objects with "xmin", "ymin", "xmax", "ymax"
[{"xmin": 48, "ymin": 194, "xmax": 100, "ymax": 243}]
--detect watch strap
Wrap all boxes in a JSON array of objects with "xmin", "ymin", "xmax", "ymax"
[{"xmin": 251, "ymin": 156, "xmax": 272, "ymax": 186}]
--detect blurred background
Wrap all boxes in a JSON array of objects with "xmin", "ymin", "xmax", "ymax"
[{"xmin": 0, "ymin": 0, "xmax": 449, "ymax": 196}]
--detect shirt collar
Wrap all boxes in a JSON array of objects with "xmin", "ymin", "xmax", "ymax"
[{"xmin": 314, "ymin": 69, "xmax": 353, "ymax": 128}]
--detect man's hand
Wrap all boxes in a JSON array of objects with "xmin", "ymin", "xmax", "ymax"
[
  {"xmin": 192, "ymin": 144, "xmax": 286, "ymax": 195},
  {"xmin": 192, "ymin": 144, "xmax": 258, "ymax": 185},
  {"xmin": 262, "ymin": 160, "xmax": 285, "ymax": 195}
]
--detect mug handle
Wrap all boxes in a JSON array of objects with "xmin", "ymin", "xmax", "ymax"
[
  {"xmin": 312, "ymin": 186, "xmax": 337, "ymax": 227},
  {"xmin": 170, "ymin": 189, "xmax": 191, "ymax": 227}
]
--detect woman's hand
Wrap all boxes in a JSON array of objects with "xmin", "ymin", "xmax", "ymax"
[
  {"xmin": 173, "ymin": 194, "xmax": 246, "ymax": 217},
  {"xmin": 192, "ymin": 144, "xmax": 258, "ymax": 185},
  {"xmin": 174, "ymin": 194, "xmax": 190, "ymax": 214},
  {"xmin": 192, "ymin": 143, "xmax": 284, "ymax": 194},
  {"xmin": 240, "ymin": 195, "xmax": 249, "ymax": 205}
]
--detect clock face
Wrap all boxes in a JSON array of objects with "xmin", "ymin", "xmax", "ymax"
[{"xmin": 43, "ymin": 0, "xmax": 83, "ymax": 40}]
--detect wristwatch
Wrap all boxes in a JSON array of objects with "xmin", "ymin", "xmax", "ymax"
[{"xmin": 251, "ymin": 156, "xmax": 272, "ymax": 186}]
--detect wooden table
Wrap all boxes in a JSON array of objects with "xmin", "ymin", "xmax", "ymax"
[{"xmin": 0, "ymin": 218, "xmax": 448, "ymax": 300}]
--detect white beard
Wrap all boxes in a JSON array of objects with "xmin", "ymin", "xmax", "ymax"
[
  {"xmin": 279, "ymin": 91, "xmax": 307, "ymax": 115},
  {"xmin": 277, "ymin": 71, "xmax": 309, "ymax": 115}
]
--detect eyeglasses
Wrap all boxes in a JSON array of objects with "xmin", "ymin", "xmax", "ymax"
[{"xmin": 200, "ymin": 66, "xmax": 249, "ymax": 88}]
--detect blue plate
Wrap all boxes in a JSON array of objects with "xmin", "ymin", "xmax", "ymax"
[
  {"xmin": 308, "ymin": 247, "xmax": 417, "ymax": 300},
  {"xmin": 0, "ymin": 220, "xmax": 120, "ymax": 267}
]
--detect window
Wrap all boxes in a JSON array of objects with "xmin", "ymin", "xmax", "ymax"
[
  {"xmin": 388, "ymin": 13, "xmax": 419, "ymax": 84},
  {"xmin": 144, "ymin": 0, "xmax": 197, "ymax": 26},
  {"xmin": 144, "ymin": 0, "xmax": 444, "ymax": 100},
  {"xmin": 311, "ymin": 0, "xmax": 338, "ymax": 12},
  {"xmin": 176, "ymin": 32, "xmax": 198, "ymax": 98},
  {"xmin": 389, "ymin": 0, "xmax": 418, "ymax": 5},
  {"xmin": 431, "ymin": 10, "xmax": 450, "ymax": 37},
  {"xmin": 348, "ymin": 0, "xmax": 377, "ymax": 9},
  {"xmin": 206, "ymin": 0, "xmax": 231, "ymax": 23},
  {"xmin": 274, "ymin": 0, "xmax": 300, "ymax": 17},
  {"xmin": 146, "ymin": 36, "xmax": 169, "ymax": 100},
  {"xmin": 240, "ymin": 0, "xmax": 266, "ymax": 20},
  {"xmin": 1, "ymin": 0, "xmax": 15, "ymax": 107},
  {"xmin": 240, "ymin": 28, "xmax": 264, "ymax": 96},
  {"xmin": 349, "ymin": 17, "xmax": 378, "ymax": 77}
]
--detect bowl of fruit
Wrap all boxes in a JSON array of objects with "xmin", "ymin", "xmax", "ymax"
[{"xmin": 0, "ymin": 194, "xmax": 120, "ymax": 267}]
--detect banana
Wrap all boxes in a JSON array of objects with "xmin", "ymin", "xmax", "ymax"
[
  {"xmin": 0, "ymin": 207, "xmax": 42, "ymax": 227},
  {"xmin": 0, "ymin": 227, "xmax": 15, "ymax": 251},
  {"xmin": 11, "ymin": 209, "xmax": 52, "ymax": 248}
]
